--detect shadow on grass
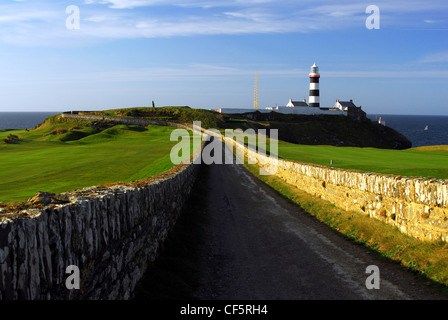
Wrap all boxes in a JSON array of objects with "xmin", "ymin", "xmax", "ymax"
[
  {"xmin": 123, "ymin": 125, "xmax": 148, "ymax": 132},
  {"xmin": 132, "ymin": 163, "xmax": 209, "ymax": 300}
]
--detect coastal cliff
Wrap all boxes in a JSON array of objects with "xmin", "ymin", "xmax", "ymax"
[{"xmin": 229, "ymin": 111, "xmax": 412, "ymax": 149}]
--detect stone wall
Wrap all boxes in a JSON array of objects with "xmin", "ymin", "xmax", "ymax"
[
  {"xmin": 60, "ymin": 113, "xmax": 192, "ymax": 130},
  {"xmin": 222, "ymin": 133, "xmax": 448, "ymax": 242},
  {"xmin": 0, "ymin": 148, "xmax": 203, "ymax": 300}
]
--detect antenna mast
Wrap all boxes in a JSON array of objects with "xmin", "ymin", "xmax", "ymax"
[{"xmin": 253, "ymin": 71, "xmax": 259, "ymax": 110}]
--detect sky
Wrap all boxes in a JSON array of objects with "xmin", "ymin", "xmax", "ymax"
[{"xmin": 0, "ymin": 0, "xmax": 447, "ymax": 115}]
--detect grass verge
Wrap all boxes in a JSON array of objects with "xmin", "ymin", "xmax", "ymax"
[
  {"xmin": 245, "ymin": 163, "xmax": 448, "ymax": 293},
  {"xmin": 223, "ymin": 130, "xmax": 448, "ymax": 179},
  {"xmin": 276, "ymin": 141, "xmax": 448, "ymax": 179}
]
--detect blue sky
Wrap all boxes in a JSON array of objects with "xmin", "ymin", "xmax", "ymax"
[{"xmin": 0, "ymin": 0, "xmax": 447, "ymax": 115}]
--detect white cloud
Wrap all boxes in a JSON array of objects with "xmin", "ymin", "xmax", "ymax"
[
  {"xmin": 324, "ymin": 70, "xmax": 448, "ymax": 78},
  {"xmin": 419, "ymin": 51, "xmax": 448, "ymax": 63},
  {"xmin": 0, "ymin": 10, "xmax": 58, "ymax": 23},
  {"xmin": 89, "ymin": 0, "xmax": 278, "ymax": 9},
  {"xmin": 2, "ymin": 63, "xmax": 446, "ymax": 87},
  {"xmin": 222, "ymin": 10, "xmax": 274, "ymax": 23},
  {"xmin": 86, "ymin": 0, "xmax": 176, "ymax": 9},
  {"xmin": 0, "ymin": 0, "xmax": 447, "ymax": 45}
]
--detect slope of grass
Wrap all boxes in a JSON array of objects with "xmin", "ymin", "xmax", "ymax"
[
  {"xmin": 98, "ymin": 106, "xmax": 227, "ymax": 129},
  {"xmin": 0, "ymin": 129, "xmax": 27, "ymax": 138},
  {"xmin": 230, "ymin": 129, "xmax": 448, "ymax": 179},
  {"xmin": 276, "ymin": 141, "xmax": 448, "ymax": 179},
  {"xmin": 0, "ymin": 120, "xmax": 194, "ymax": 203},
  {"xmin": 411, "ymin": 145, "xmax": 448, "ymax": 153}
]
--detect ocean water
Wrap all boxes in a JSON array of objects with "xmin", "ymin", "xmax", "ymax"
[
  {"xmin": 0, "ymin": 112, "xmax": 60, "ymax": 130},
  {"xmin": 367, "ymin": 114, "xmax": 448, "ymax": 148},
  {"xmin": 0, "ymin": 112, "xmax": 447, "ymax": 148}
]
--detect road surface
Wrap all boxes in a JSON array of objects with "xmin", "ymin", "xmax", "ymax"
[{"xmin": 193, "ymin": 144, "xmax": 447, "ymax": 300}]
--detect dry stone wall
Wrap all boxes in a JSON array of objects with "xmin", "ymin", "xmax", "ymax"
[
  {"xmin": 0, "ymin": 151, "xmax": 202, "ymax": 300},
  {"xmin": 60, "ymin": 113, "xmax": 192, "ymax": 130}
]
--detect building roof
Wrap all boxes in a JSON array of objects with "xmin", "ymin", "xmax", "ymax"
[
  {"xmin": 338, "ymin": 100, "xmax": 357, "ymax": 108},
  {"xmin": 287, "ymin": 100, "xmax": 308, "ymax": 107},
  {"xmin": 292, "ymin": 101, "xmax": 308, "ymax": 106}
]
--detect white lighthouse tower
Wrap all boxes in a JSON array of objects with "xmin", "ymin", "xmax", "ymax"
[{"xmin": 309, "ymin": 63, "xmax": 320, "ymax": 108}]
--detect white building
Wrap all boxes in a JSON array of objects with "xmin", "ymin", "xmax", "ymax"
[
  {"xmin": 332, "ymin": 99, "xmax": 366, "ymax": 120},
  {"xmin": 286, "ymin": 99, "xmax": 308, "ymax": 108},
  {"xmin": 334, "ymin": 99, "xmax": 357, "ymax": 111}
]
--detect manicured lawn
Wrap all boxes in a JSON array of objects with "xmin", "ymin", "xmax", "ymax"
[
  {"xmin": 230, "ymin": 130, "xmax": 448, "ymax": 179},
  {"xmin": 0, "ymin": 124, "xmax": 194, "ymax": 203},
  {"xmin": 0, "ymin": 129, "xmax": 27, "ymax": 138},
  {"xmin": 276, "ymin": 142, "xmax": 448, "ymax": 179}
]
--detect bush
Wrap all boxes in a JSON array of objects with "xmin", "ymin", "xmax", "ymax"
[
  {"xmin": 50, "ymin": 128, "xmax": 68, "ymax": 135},
  {"xmin": 3, "ymin": 134, "xmax": 19, "ymax": 144}
]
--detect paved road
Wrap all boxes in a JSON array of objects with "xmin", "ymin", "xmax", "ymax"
[{"xmin": 193, "ymin": 145, "xmax": 447, "ymax": 300}]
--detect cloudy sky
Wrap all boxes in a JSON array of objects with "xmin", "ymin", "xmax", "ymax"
[{"xmin": 0, "ymin": 0, "xmax": 447, "ymax": 114}]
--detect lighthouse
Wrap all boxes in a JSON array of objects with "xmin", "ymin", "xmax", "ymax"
[{"xmin": 309, "ymin": 63, "xmax": 320, "ymax": 108}]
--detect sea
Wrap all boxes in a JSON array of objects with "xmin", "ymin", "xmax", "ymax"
[
  {"xmin": 367, "ymin": 114, "xmax": 448, "ymax": 148},
  {"xmin": 0, "ymin": 112, "xmax": 61, "ymax": 131},
  {"xmin": 0, "ymin": 112, "xmax": 447, "ymax": 148}
]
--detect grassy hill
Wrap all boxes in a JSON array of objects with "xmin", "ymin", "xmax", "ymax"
[
  {"xmin": 87, "ymin": 106, "xmax": 412, "ymax": 149},
  {"xmin": 95, "ymin": 106, "xmax": 227, "ymax": 129},
  {"xmin": 275, "ymin": 141, "xmax": 448, "ymax": 179},
  {"xmin": 228, "ymin": 127, "xmax": 448, "ymax": 179},
  {"xmin": 0, "ymin": 114, "xmax": 194, "ymax": 203}
]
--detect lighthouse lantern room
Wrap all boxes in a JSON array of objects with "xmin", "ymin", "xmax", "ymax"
[{"xmin": 309, "ymin": 63, "xmax": 320, "ymax": 108}]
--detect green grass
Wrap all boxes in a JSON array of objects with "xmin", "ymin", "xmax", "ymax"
[
  {"xmin": 276, "ymin": 141, "xmax": 448, "ymax": 179},
  {"xmin": 100, "ymin": 106, "xmax": 226, "ymax": 129},
  {"xmin": 0, "ymin": 118, "xmax": 196, "ymax": 203},
  {"xmin": 0, "ymin": 129, "xmax": 27, "ymax": 138},
  {"xmin": 231, "ymin": 129, "xmax": 448, "ymax": 179}
]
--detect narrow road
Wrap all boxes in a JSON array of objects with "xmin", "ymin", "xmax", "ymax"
[{"xmin": 193, "ymin": 144, "xmax": 447, "ymax": 300}]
